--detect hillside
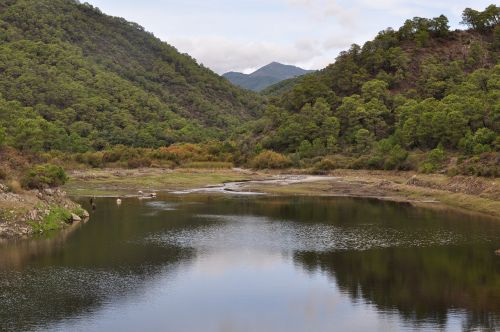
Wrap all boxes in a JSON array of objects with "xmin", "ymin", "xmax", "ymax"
[
  {"xmin": 0, "ymin": 0, "xmax": 261, "ymax": 152},
  {"xmin": 223, "ymin": 62, "xmax": 313, "ymax": 92},
  {"xmin": 243, "ymin": 6, "xmax": 499, "ymax": 175}
]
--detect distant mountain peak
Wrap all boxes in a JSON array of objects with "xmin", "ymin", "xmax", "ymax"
[{"xmin": 223, "ymin": 62, "xmax": 314, "ymax": 92}]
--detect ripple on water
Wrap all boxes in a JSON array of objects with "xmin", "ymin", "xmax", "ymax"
[
  {"xmin": 144, "ymin": 214, "xmax": 467, "ymax": 252},
  {"xmin": 145, "ymin": 201, "xmax": 179, "ymax": 211},
  {"xmin": 0, "ymin": 266, "xmax": 165, "ymax": 331}
]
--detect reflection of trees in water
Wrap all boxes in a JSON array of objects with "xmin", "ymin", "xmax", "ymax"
[{"xmin": 293, "ymin": 247, "xmax": 500, "ymax": 330}]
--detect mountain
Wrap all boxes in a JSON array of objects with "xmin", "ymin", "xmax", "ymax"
[
  {"xmin": 0, "ymin": 0, "xmax": 261, "ymax": 152},
  {"xmin": 223, "ymin": 62, "xmax": 314, "ymax": 92}
]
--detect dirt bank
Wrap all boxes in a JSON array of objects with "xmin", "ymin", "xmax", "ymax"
[
  {"xmin": 65, "ymin": 168, "xmax": 500, "ymax": 220},
  {"xmin": 0, "ymin": 184, "xmax": 89, "ymax": 239}
]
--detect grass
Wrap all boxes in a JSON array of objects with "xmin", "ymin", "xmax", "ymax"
[
  {"xmin": 181, "ymin": 161, "xmax": 233, "ymax": 169},
  {"xmin": 64, "ymin": 168, "xmax": 257, "ymax": 196},
  {"xmin": 30, "ymin": 206, "xmax": 72, "ymax": 234}
]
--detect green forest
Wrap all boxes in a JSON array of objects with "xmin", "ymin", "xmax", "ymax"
[{"xmin": 0, "ymin": 1, "xmax": 498, "ymax": 177}]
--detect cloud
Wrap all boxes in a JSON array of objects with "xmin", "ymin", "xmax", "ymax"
[
  {"xmin": 171, "ymin": 35, "xmax": 330, "ymax": 74},
  {"xmin": 87, "ymin": 0, "xmax": 495, "ymax": 74},
  {"xmin": 286, "ymin": 0, "xmax": 358, "ymax": 27}
]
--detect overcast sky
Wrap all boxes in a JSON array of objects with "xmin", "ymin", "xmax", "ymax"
[{"xmin": 85, "ymin": 0, "xmax": 492, "ymax": 74}]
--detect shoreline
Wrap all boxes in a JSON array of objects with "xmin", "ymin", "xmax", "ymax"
[
  {"xmin": 1, "ymin": 167, "xmax": 498, "ymax": 240},
  {"xmin": 0, "ymin": 186, "xmax": 89, "ymax": 240},
  {"xmin": 64, "ymin": 168, "xmax": 500, "ymax": 220}
]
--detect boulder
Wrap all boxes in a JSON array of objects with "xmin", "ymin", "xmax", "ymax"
[{"xmin": 71, "ymin": 213, "xmax": 82, "ymax": 223}]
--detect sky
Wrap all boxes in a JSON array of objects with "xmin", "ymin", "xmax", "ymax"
[{"xmin": 85, "ymin": 0, "xmax": 493, "ymax": 74}]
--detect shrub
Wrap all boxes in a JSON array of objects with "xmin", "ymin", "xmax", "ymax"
[
  {"xmin": 251, "ymin": 150, "xmax": 291, "ymax": 169},
  {"xmin": 74, "ymin": 152, "xmax": 103, "ymax": 168},
  {"xmin": 384, "ymin": 145, "xmax": 409, "ymax": 170},
  {"xmin": 7, "ymin": 180, "xmax": 22, "ymax": 193},
  {"xmin": 127, "ymin": 157, "xmax": 152, "ymax": 169},
  {"xmin": 421, "ymin": 146, "xmax": 446, "ymax": 173},
  {"xmin": 181, "ymin": 161, "xmax": 233, "ymax": 169},
  {"xmin": 86, "ymin": 152, "xmax": 104, "ymax": 168},
  {"xmin": 312, "ymin": 158, "xmax": 338, "ymax": 174},
  {"xmin": 22, "ymin": 164, "xmax": 68, "ymax": 189},
  {"xmin": 420, "ymin": 162, "xmax": 436, "ymax": 174},
  {"xmin": 0, "ymin": 126, "xmax": 5, "ymax": 146}
]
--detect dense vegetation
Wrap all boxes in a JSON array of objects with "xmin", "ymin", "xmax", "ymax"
[
  {"xmin": 248, "ymin": 5, "xmax": 499, "ymax": 175},
  {"xmin": 0, "ymin": 1, "xmax": 498, "ymax": 177},
  {"xmin": 0, "ymin": 0, "xmax": 261, "ymax": 152}
]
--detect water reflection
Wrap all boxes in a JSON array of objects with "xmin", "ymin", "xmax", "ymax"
[{"xmin": 0, "ymin": 195, "xmax": 498, "ymax": 331}]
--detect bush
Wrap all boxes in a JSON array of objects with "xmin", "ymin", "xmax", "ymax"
[
  {"xmin": 75, "ymin": 152, "xmax": 103, "ymax": 168},
  {"xmin": 127, "ymin": 157, "xmax": 152, "ymax": 169},
  {"xmin": 0, "ymin": 126, "xmax": 5, "ymax": 146},
  {"xmin": 421, "ymin": 146, "xmax": 446, "ymax": 173},
  {"xmin": 251, "ymin": 150, "xmax": 291, "ymax": 169},
  {"xmin": 22, "ymin": 164, "xmax": 68, "ymax": 189},
  {"xmin": 312, "ymin": 158, "xmax": 338, "ymax": 174},
  {"xmin": 7, "ymin": 180, "xmax": 22, "ymax": 193},
  {"xmin": 181, "ymin": 161, "xmax": 233, "ymax": 169},
  {"xmin": 420, "ymin": 162, "xmax": 436, "ymax": 174},
  {"xmin": 384, "ymin": 145, "xmax": 409, "ymax": 170}
]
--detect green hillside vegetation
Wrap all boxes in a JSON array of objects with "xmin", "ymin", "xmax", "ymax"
[
  {"xmin": 0, "ymin": 0, "xmax": 261, "ymax": 152},
  {"xmin": 0, "ymin": 1, "xmax": 498, "ymax": 178},
  {"xmin": 245, "ymin": 5, "xmax": 499, "ymax": 175}
]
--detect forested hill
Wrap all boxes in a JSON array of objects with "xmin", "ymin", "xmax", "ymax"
[
  {"xmin": 0, "ymin": 0, "xmax": 261, "ymax": 152},
  {"xmin": 247, "ymin": 5, "xmax": 499, "ymax": 174}
]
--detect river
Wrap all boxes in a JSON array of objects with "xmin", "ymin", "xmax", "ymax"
[{"xmin": 0, "ymin": 194, "xmax": 499, "ymax": 331}]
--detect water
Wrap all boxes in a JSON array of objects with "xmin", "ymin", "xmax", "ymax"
[{"xmin": 1, "ymin": 195, "xmax": 499, "ymax": 331}]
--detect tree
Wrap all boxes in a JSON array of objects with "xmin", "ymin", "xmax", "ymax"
[
  {"xmin": 355, "ymin": 129, "xmax": 373, "ymax": 153},
  {"xmin": 445, "ymin": 111, "xmax": 468, "ymax": 148},
  {"xmin": 0, "ymin": 126, "xmax": 5, "ymax": 146},
  {"xmin": 462, "ymin": 5, "xmax": 500, "ymax": 32},
  {"xmin": 430, "ymin": 15, "xmax": 450, "ymax": 37},
  {"xmin": 361, "ymin": 80, "xmax": 389, "ymax": 102}
]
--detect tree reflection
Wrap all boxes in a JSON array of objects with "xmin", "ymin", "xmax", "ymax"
[{"xmin": 294, "ymin": 246, "xmax": 500, "ymax": 330}]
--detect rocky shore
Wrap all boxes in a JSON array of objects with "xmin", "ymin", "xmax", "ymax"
[{"xmin": 0, "ymin": 184, "xmax": 88, "ymax": 239}]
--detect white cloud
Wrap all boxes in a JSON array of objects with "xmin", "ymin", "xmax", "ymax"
[
  {"xmin": 170, "ymin": 35, "xmax": 326, "ymax": 74},
  {"xmin": 87, "ymin": 0, "xmax": 495, "ymax": 74}
]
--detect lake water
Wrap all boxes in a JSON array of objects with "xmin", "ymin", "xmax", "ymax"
[{"xmin": 1, "ymin": 194, "xmax": 499, "ymax": 331}]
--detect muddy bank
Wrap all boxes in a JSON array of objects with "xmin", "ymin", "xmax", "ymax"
[
  {"xmin": 0, "ymin": 184, "xmax": 89, "ymax": 240},
  {"xmin": 65, "ymin": 168, "xmax": 500, "ymax": 220}
]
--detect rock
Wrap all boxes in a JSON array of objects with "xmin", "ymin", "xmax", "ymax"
[
  {"xmin": 71, "ymin": 213, "xmax": 82, "ymax": 223},
  {"xmin": 495, "ymin": 249, "xmax": 500, "ymax": 256},
  {"xmin": 44, "ymin": 188, "xmax": 54, "ymax": 196},
  {"xmin": 406, "ymin": 175, "xmax": 418, "ymax": 185},
  {"xmin": 82, "ymin": 210, "xmax": 90, "ymax": 218},
  {"xmin": 28, "ymin": 210, "xmax": 38, "ymax": 221}
]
